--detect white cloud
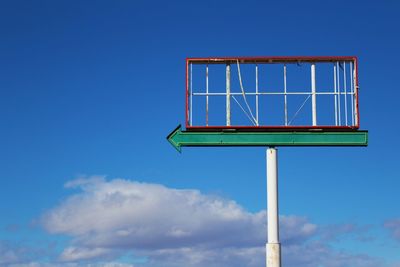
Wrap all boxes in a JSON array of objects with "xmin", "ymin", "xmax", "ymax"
[
  {"xmin": 317, "ymin": 223, "xmax": 374, "ymax": 243},
  {"xmin": 39, "ymin": 176, "xmax": 385, "ymax": 267},
  {"xmin": 7, "ymin": 262, "xmax": 135, "ymax": 267},
  {"xmin": 385, "ymin": 219, "xmax": 400, "ymax": 241},
  {"xmin": 59, "ymin": 247, "xmax": 113, "ymax": 262},
  {"xmin": 42, "ymin": 177, "xmax": 315, "ymax": 251},
  {"xmin": 0, "ymin": 241, "xmax": 43, "ymax": 266},
  {"xmin": 282, "ymin": 242, "xmax": 382, "ymax": 267},
  {"xmin": 0, "ymin": 244, "xmax": 19, "ymax": 265},
  {"xmin": 143, "ymin": 246, "xmax": 264, "ymax": 267}
]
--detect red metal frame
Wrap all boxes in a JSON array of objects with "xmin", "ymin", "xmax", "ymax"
[
  {"xmin": 185, "ymin": 56, "xmax": 360, "ymax": 131},
  {"xmin": 355, "ymin": 57, "xmax": 360, "ymax": 128}
]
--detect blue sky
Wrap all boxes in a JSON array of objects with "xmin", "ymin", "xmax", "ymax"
[{"xmin": 1, "ymin": 0, "xmax": 400, "ymax": 266}]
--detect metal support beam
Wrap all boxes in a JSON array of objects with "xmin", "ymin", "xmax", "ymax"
[
  {"xmin": 311, "ymin": 63, "xmax": 317, "ymax": 126},
  {"xmin": 256, "ymin": 64, "xmax": 259, "ymax": 126},
  {"xmin": 337, "ymin": 62, "xmax": 342, "ymax": 126},
  {"xmin": 206, "ymin": 65, "xmax": 209, "ymax": 126},
  {"xmin": 284, "ymin": 65, "xmax": 288, "ymax": 126},
  {"xmin": 354, "ymin": 63, "xmax": 359, "ymax": 127},
  {"xmin": 334, "ymin": 64, "xmax": 338, "ymax": 126},
  {"xmin": 190, "ymin": 63, "xmax": 193, "ymax": 126},
  {"xmin": 344, "ymin": 62, "xmax": 348, "ymax": 126},
  {"xmin": 266, "ymin": 147, "xmax": 281, "ymax": 267},
  {"xmin": 226, "ymin": 64, "xmax": 231, "ymax": 126}
]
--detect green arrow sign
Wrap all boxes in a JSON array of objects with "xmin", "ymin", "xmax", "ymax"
[{"xmin": 167, "ymin": 125, "xmax": 368, "ymax": 152}]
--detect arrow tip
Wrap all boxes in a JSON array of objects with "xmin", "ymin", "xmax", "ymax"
[{"xmin": 167, "ymin": 125, "xmax": 182, "ymax": 153}]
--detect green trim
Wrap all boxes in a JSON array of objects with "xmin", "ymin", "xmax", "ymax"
[{"xmin": 167, "ymin": 125, "xmax": 368, "ymax": 152}]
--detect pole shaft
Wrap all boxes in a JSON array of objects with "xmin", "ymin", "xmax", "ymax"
[{"xmin": 266, "ymin": 147, "xmax": 281, "ymax": 267}]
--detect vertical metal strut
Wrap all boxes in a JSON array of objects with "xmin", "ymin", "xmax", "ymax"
[
  {"xmin": 311, "ymin": 63, "xmax": 317, "ymax": 126},
  {"xmin": 353, "ymin": 60, "xmax": 359, "ymax": 127},
  {"xmin": 226, "ymin": 64, "xmax": 231, "ymax": 126},
  {"xmin": 206, "ymin": 64, "xmax": 209, "ymax": 126},
  {"xmin": 350, "ymin": 62, "xmax": 355, "ymax": 126},
  {"xmin": 256, "ymin": 64, "xmax": 259, "ymax": 126},
  {"xmin": 337, "ymin": 62, "xmax": 342, "ymax": 126},
  {"xmin": 266, "ymin": 147, "xmax": 281, "ymax": 267},
  {"xmin": 334, "ymin": 63, "xmax": 338, "ymax": 126},
  {"xmin": 344, "ymin": 62, "xmax": 348, "ymax": 126},
  {"xmin": 284, "ymin": 65, "xmax": 288, "ymax": 126},
  {"xmin": 190, "ymin": 63, "xmax": 193, "ymax": 126}
]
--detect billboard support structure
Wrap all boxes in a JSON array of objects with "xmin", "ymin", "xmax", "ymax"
[
  {"xmin": 168, "ymin": 56, "xmax": 368, "ymax": 267},
  {"xmin": 266, "ymin": 147, "xmax": 280, "ymax": 267}
]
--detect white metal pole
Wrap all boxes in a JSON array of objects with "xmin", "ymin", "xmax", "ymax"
[
  {"xmin": 226, "ymin": 64, "xmax": 231, "ymax": 126},
  {"xmin": 256, "ymin": 64, "xmax": 259, "ymax": 126},
  {"xmin": 206, "ymin": 65, "xmax": 209, "ymax": 126},
  {"xmin": 190, "ymin": 63, "xmax": 193, "ymax": 126},
  {"xmin": 334, "ymin": 64, "xmax": 338, "ymax": 126},
  {"xmin": 344, "ymin": 62, "xmax": 348, "ymax": 126},
  {"xmin": 350, "ymin": 62, "xmax": 355, "ymax": 126},
  {"xmin": 284, "ymin": 65, "xmax": 288, "ymax": 126},
  {"xmin": 266, "ymin": 147, "xmax": 281, "ymax": 267},
  {"xmin": 311, "ymin": 63, "xmax": 317, "ymax": 126},
  {"xmin": 353, "ymin": 61, "xmax": 359, "ymax": 126},
  {"xmin": 337, "ymin": 62, "xmax": 342, "ymax": 126}
]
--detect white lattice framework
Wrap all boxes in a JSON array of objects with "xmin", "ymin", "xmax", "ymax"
[{"xmin": 186, "ymin": 56, "xmax": 359, "ymax": 130}]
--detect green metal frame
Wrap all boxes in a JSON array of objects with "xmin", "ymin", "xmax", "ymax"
[{"xmin": 167, "ymin": 125, "xmax": 368, "ymax": 152}]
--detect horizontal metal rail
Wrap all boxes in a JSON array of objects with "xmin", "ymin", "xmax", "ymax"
[
  {"xmin": 193, "ymin": 92, "xmax": 355, "ymax": 96},
  {"xmin": 187, "ymin": 56, "xmax": 357, "ymax": 64}
]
